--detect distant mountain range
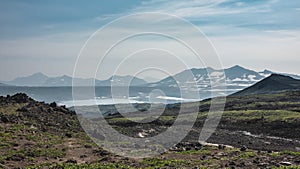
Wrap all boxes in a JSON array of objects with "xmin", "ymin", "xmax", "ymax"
[
  {"xmin": 233, "ymin": 74, "xmax": 300, "ymax": 96},
  {"xmin": 1, "ymin": 65, "xmax": 300, "ymax": 90},
  {"xmin": 1, "ymin": 73, "xmax": 147, "ymax": 87},
  {"xmin": 4, "ymin": 72, "xmax": 48, "ymax": 86},
  {"xmin": 148, "ymin": 65, "xmax": 300, "ymax": 95},
  {"xmin": 0, "ymin": 83, "xmax": 8, "ymax": 86}
]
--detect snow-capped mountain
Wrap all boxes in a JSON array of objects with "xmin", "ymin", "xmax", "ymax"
[
  {"xmin": 224, "ymin": 65, "xmax": 264, "ymax": 90},
  {"xmin": 43, "ymin": 75, "xmax": 73, "ymax": 86},
  {"xmin": 96, "ymin": 75, "xmax": 147, "ymax": 86},
  {"xmin": 151, "ymin": 66, "xmax": 264, "ymax": 86},
  {"xmin": 148, "ymin": 65, "xmax": 300, "ymax": 95}
]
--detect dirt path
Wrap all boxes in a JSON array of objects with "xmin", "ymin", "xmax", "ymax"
[
  {"xmin": 206, "ymin": 129, "xmax": 300, "ymax": 152},
  {"xmin": 63, "ymin": 138, "xmax": 99, "ymax": 164}
]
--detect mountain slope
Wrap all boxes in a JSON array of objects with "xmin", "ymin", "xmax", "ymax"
[
  {"xmin": 42, "ymin": 75, "xmax": 73, "ymax": 86},
  {"xmin": 96, "ymin": 75, "xmax": 147, "ymax": 86},
  {"xmin": 224, "ymin": 65, "xmax": 264, "ymax": 81},
  {"xmin": 233, "ymin": 74, "xmax": 300, "ymax": 96}
]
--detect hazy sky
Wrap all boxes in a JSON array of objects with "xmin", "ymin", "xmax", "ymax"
[{"xmin": 0, "ymin": 0, "xmax": 299, "ymax": 81}]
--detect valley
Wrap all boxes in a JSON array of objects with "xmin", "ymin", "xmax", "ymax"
[{"xmin": 0, "ymin": 84, "xmax": 300, "ymax": 168}]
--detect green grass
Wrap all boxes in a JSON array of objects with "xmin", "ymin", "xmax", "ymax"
[
  {"xmin": 239, "ymin": 151, "xmax": 257, "ymax": 158},
  {"xmin": 30, "ymin": 148, "xmax": 66, "ymax": 158},
  {"xmin": 174, "ymin": 146, "xmax": 220, "ymax": 155},
  {"xmin": 0, "ymin": 103, "xmax": 26, "ymax": 115},
  {"xmin": 270, "ymin": 152, "xmax": 280, "ymax": 157},
  {"xmin": 280, "ymin": 150, "xmax": 300, "ymax": 156},
  {"xmin": 175, "ymin": 149, "xmax": 211, "ymax": 155},
  {"xmin": 221, "ymin": 110, "xmax": 300, "ymax": 122},
  {"xmin": 0, "ymin": 147, "xmax": 66, "ymax": 162},
  {"xmin": 107, "ymin": 115, "xmax": 177, "ymax": 124},
  {"xmin": 140, "ymin": 158, "xmax": 190, "ymax": 168},
  {"xmin": 27, "ymin": 162, "xmax": 134, "ymax": 169}
]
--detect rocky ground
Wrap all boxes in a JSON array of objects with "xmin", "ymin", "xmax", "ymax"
[{"xmin": 0, "ymin": 93, "xmax": 300, "ymax": 168}]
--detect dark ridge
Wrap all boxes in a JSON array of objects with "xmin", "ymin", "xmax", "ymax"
[
  {"xmin": 0, "ymin": 93, "xmax": 79, "ymax": 133},
  {"xmin": 0, "ymin": 93, "xmax": 34, "ymax": 104},
  {"xmin": 232, "ymin": 74, "xmax": 300, "ymax": 96}
]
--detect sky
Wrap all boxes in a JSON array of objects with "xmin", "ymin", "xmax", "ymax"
[{"xmin": 0, "ymin": 0, "xmax": 299, "ymax": 81}]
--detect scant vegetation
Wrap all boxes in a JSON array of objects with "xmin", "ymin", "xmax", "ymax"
[{"xmin": 0, "ymin": 92, "xmax": 300, "ymax": 168}]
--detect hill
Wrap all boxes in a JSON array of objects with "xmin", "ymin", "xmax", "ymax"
[
  {"xmin": 233, "ymin": 74, "xmax": 300, "ymax": 96},
  {"xmin": 0, "ymin": 93, "xmax": 107, "ymax": 168},
  {"xmin": 0, "ymin": 93, "xmax": 300, "ymax": 168}
]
